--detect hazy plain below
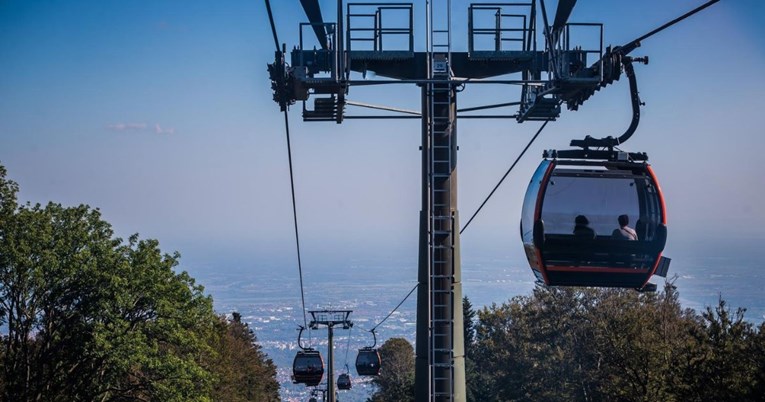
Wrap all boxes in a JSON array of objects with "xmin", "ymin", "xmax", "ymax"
[{"xmin": 185, "ymin": 235, "xmax": 764, "ymax": 401}]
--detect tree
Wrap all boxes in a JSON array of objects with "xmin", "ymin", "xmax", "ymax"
[
  {"xmin": 0, "ymin": 200, "xmax": 218, "ymax": 401},
  {"xmin": 0, "ymin": 163, "xmax": 279, "ymax": 401},
  {"xmin": 463, "ymin": 296, "xmax": 476, "ymax": 355},
  {"xmin": 669, "ymin": 298, "xmax": 759, "ymax": 401},
  {"xmin": 469, "ymin": 281, "xmax": 765, "ymax": 402},
  {"xmin": 463, "ymin": 296, "xmax": 482, "ymax": 402},
  {"xmin": 370, "ymin": 337, "xmax": 415, "ymax": 402},
  {"xmin": 209, "ymin": 312, "xmax": 280, "ymax": 402},
  {"xmin": 752, "ymin": 322, "xmax": 765, "ymax": 399}
]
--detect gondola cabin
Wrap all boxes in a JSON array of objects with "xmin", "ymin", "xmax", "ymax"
[
  {"xmin": 337, "ymin": 373, "xmax": 352, "ymax": 390},
  {"xmin": 292, "ymin": 349, "xmax": 324, "ymax": 387},
  {"xmin": 521, "ymin": 155, "xmax": 668, "ymax": 289},
  {"xmin": 355, "ymin": 347, "xmax": 381, "ymax": 376}
]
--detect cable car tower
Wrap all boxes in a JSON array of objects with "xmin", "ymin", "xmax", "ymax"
[
  {"xmin": 265, "ymin": 1, "xmax": 719, "ymax": 400},
  {"xmin": 309, "ymin": 310, "xmax": 352, "ymax": 402}
]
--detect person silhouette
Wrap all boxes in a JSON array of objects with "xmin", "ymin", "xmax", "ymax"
[
  {"xmin": 612, "ymin": 214, "xmax": 638, "ymax": 240},
  {"xmin": 573, "ymin": 215, "xmax": 596, "ymax": 239}
]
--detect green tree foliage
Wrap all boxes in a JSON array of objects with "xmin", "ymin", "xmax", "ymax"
[
  {"xmin": 463, "ymin": 296, "xmax": 483, "ymax": 402},
  {"xmin": 363, "ymin": 288, "xmax": 764, "ymax": 402},
  {"xmin": 464, "ymin": 296, "xmax": 476, "ymax": 353},
  {"xmin": 753, "ymin": 322, "xmax": 765, "ymax": 398},
  {"xmin": 470, "ymin": 284, "xmax": 765, "ymax": 402},
  {"xmin": 670, "ymin": 299, "xmax": 760, "ymax": 401},
  {"xmin": 370, "ymin": 337, "xmax": 415, "ymax": 402},
  {"xmin": 0, "ymin": 164, "xmax": 279, "ymax": 401},
  {"xmin": 209, "ymin": 312, "xmax": 280, "ymax": 402},
  {"xmin": 470, "ymin": 288, "xmax": 600, "ymax": 401}
]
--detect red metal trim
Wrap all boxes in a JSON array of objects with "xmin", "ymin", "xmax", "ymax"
[
  {"xmin": 640, "ymin": 252, "xmax": 663, "ymax": 289},
  {"xmin": 533, "ymin": 160, "xmax": 555, "ymax": 222},
  {"xmin": 535, "ymin": 249, "xmax": 550, "ymax": 284},
  {"xmin": 534, "ymin": 160, "xmax": 556, "ymax": 284},
  {"xmin": 546, "ymin": 265, "xmax": 651, "ymax": 273},
  {"xmin": 646, "ymin": 164, "xmax": 667, "ymax": 224},
  {"xmin": 643, "ymin": 164, "xmax": 666, "ymax": 289}
]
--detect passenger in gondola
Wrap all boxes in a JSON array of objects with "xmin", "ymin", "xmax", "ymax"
[
  {"xmin": 573, "ymin": 215, "xmax": 596, "ymax": 239},
  {"xmin": 612, "ymin": 214, "xmax": 638, "ymax": 240}
]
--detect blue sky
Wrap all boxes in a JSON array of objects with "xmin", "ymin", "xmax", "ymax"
[{"xmin": 1, "ymin": 0, "xmax": 764, "ymax": 277}]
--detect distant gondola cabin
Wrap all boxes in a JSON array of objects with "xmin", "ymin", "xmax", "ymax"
[
  {"xmin": 356, "ymin": 347, "xmax": 381, "ymax": 376},
  {"xmin": 293, "ymin": 349, "xmax": 324, "ymax": 387},
  {"xmin": 337, "ymin": 373, "xmax": 352, "ymax": 390},
  {"xmin": 521, "ymin": 158, "xmax": 667, "ymax": 289}
]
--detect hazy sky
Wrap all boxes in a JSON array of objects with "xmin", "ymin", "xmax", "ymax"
[{"xmin": 1, "ymin": 0, "xmax": 764, "ymax": 276}]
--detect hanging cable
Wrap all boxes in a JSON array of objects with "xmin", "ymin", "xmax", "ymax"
[
  {"xmin": 460, "ymin": 120, "xmax": 550, "ymax": 234},
  {"xmin": 264, "ymin": 0, "xmax": 279, "ymax": 51},
  {"xmin": 343, "ymin": 325, "xmax": 352, "ymax": 372},
  {"xmin": 369, "ymin": 283, "xmax": 419, "ymax": 332},
  {"xmin": 283, "ymin": 111, "xmax": 309, "ymax": 330},
  {"xmin": 265, "ymin": 0, "xmax": 309, "ymax": 330}
]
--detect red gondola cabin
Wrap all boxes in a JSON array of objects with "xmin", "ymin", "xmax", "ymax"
[{"xmin": 521, "ymin": 157, "xmax": 668, "ymax": 290}]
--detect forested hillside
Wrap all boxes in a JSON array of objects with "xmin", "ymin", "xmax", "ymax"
[
  {"xmin": 373, "ymin": 287, "xmax": 765, "ymax": 401},
  {"xmin": 0, "ymin": 164, "xmax": 279, "ymax": 401},
  {"xmin": 467, "ymin": 285, "xmax": 765, "ymax": 401}
]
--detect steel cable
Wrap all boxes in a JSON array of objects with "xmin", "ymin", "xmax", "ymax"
[
  {"xmin": 266, "ymin": 0, "xmax": 309, "ymax": 331},
  {"xmin": 370, "ymin": 283, "xmax": 419, "ymax": 332},
  {"xmin": 460, "ymin": 120, "xmax": 550, "ymax": 234}
]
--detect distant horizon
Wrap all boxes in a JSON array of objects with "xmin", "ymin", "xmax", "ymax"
[{"xmin": 175, "ymin": 233, "xmax": 765, "ymax": 324}]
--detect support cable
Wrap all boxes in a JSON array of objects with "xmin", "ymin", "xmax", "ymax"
[
  {"xmin": 370, "ymin": 283, "xmax": 418, "ymax": 332},
  {"xmin": 460, "ymin": 120, "xmax": 550, "ymax": 234},
  {"xmin": 265, "ymin": 0, "xmax": 309, "ymax": 331},
  {"xmin": 343, "ymin": 325, "xmax": 352, "ymax": 371},
  {"xmin": 264, "ymin": 0, "xmax": 280, "ymax": 51},
  {"xmin": 283, "ymin": 111, "xmax": 309, "ymax": 330}
]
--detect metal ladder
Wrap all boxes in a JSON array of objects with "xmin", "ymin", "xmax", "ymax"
[{"xmin": 427, "ymin": 0, "xmax": 454, "ymax": 400}]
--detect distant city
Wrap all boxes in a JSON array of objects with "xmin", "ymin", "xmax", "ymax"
[{"xmin": 186, "ymin": 236, "xmax": 764, "ymax": 401}]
